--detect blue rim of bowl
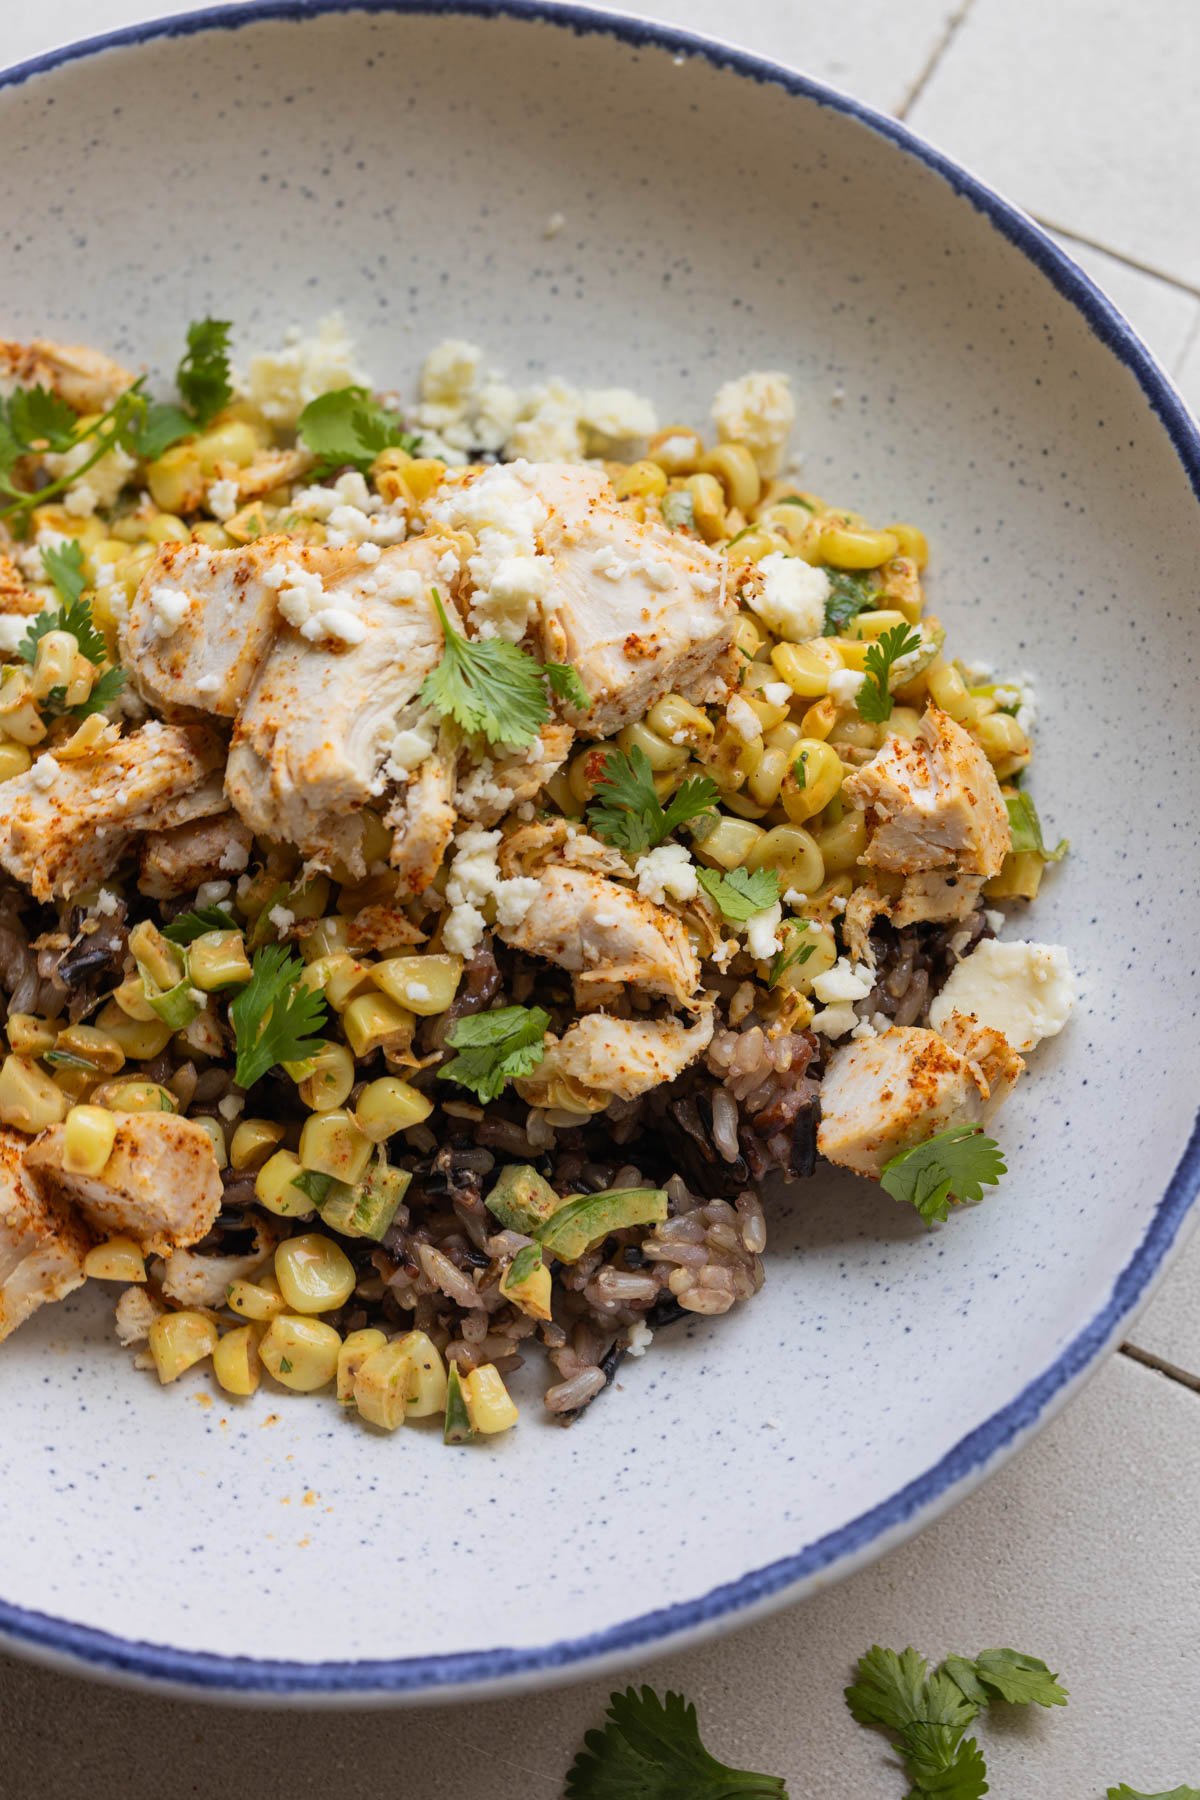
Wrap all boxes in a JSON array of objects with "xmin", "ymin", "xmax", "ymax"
[{"xmin": 1, "ymin": 0, "xmax": 1199, "ymax": 1700}]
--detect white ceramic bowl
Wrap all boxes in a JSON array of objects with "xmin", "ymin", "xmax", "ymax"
[{"xmin": 1, "ymin": 1, "xmax": 1198, "ymax": 1704}]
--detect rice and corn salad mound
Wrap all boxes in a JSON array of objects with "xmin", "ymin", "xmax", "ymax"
[{"xmin": 0, "ymin": 317, "xmax": 1074, "ymax": 1440}]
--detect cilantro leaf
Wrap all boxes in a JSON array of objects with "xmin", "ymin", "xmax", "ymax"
[
  {"xmin": 176, "ymin": 318, "xmax": 233, "ymax": 428},
  {"xmin": 41, "ymin": 539, "xmax": 87, "ymax": 608},
  {"xmin": 899, "ymin": 1722, "xmax": 988, "ymax": 1799},
  {"xmin": 1107, "ymin": 1788, "xmax": 1200, "ymax": 1798},
  {"xmin": 7, "ymin": 385, "xmax": 78, "ymax": 452},
  {"xmin": 880, "ymin": 1124, "xmax": 1005, "ymax": 1225},
  {"xmin": 128, "ymin": 399, "xmax": 195, "ymax": 461},
  {"xmin": 69, "ymin": 665, "xmax": 124, "ymax": 719},
  {"xmin": 969, "ymin": 1649, "xmax": 1068, "ymax": 1708},
  {"xmin": 229, "ymin": 943, "xmax": 328, "ymax": 1090},
  {"xmin": 846, "ymin": 1647, "xmax": 951, "ymax": 1736},
  {"xmin": 1005, "ymin": 792, "xmax": 1068, "ymax": 864},
  {"xmin": 421, "ymin": 591, "xmax": 551, "ymax": 748},
  {"xmin": 776, "ymin": 494, "xmax": 814, "ymax": 511},
  {"xmin": 586, "ymin": 744, "xmax": 718, "ymax": 854},
  {"xmin": 438, "ymin": 1004, "xmax": 549, "ymax": 1103},
  {"xmin": 847, "ymin": 1650, "xmax": 984, "ymax": 1800},
  {"xmin": 856, "ymin": 622, "xmax": 923, "ymax": 724},
  {"xmin": 297, "ymin": 386, "xmax": 420, "ymax": 476},
  {"xmin": 544, "ymin": 661, "xmax": 591, "ymax": 711},
  {"xmin": 19, "ymin": 547, "xmax": 110, "ymax": 673},
  {"xmin": 823, "ymin": 569, "xmax": 875, "ymax": 636},
  {"xmin": 696, "ymin": 865, "xmax": 780, "ymax": 924},
  {"xmin": 163, "ymin": 904, "xmax": 237, "ymax": 945},
  {"xmin": 565, "ymin": 1686, "xmax": 788, "ymax": 1800}
]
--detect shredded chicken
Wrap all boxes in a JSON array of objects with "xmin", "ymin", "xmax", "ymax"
[
  {"xmin": 138, "ymin": 809, "xmax": 253, "ymax": 899},
  {"xmin": 496, "ymin": 866, "xmax": 701, "ymax": 1007},
  {"xmin": 517, "ymin": 1007, "xmax": 715, "ymax": 1110},
  {"xmin": 0, "ymin": 1126, "xmax": 92, "ymax": 1341}
]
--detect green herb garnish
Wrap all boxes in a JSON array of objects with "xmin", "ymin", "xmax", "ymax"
[
  {"xmin": 163, "ymin": 904, "xmax": 237, "ymax": 945},
  {"xmin": 1005, "ymin": 791, "xmax": 1068, "ymax": 863},
  {"xmin": 586, "ymin": 744, "xmax": 718, "ymax": 855},
  {"xmin": 438, "ymin": 1004, "xmax": 550, "ymax": 1103},
  {"xmin": 421, "ymin": 591, "xmax": 574, "ymax": 748},
  {"xmin": 565, "ymin": 1686, "xmax": 787, "ymax": 1800},
  {"xmin": 856, "ymin": 622, "xmax": 923, "ymax": 724},
  {"xmin": 822, "ymin": 569, "xmax": 875, "ymax": 635},
  {"xmin": 297, "ymin": 386, "xmax": 420, "ymax": 476},
  {"xmin": 229, "ymin": 943, "xmax": 328, "ymax": 1090},
  {"xmin": 696, "ymin": 866, "xmax": 780, "ymax": 923},
  {"xmin": 879, "ymin": 1124, "xmax": 1006, "ymax": 1226}
]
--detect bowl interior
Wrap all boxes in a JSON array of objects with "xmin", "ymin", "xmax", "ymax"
[{"xmin": 0, "ymin": 3, "xmax": 1197, "ymax": 1693}]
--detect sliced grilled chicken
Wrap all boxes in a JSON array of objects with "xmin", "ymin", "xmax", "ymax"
[
  {"xmin": 227, "ymin": 539, "xmax": 461, "ymax": 877},
  {"xmin": 138, "ymin": 809, "xmax": 253, "ymax": 899},
  {"xmin": 496, "ymin": 866, "xmax": 701, "ymax": 1007},
  {"xmin": 0, "ymin": 337, "xmax": 135, "ymax": 412},
  {"xmin": 517, "ymin": 1007, "xmax": 715, "ymax": 1109},
  {"xmin": 0, "ymin": 723, "xmax": 224, "ymax": 901},
  {"xmin": 26, "ymin": 1114, "xmax": 223, "ymax": 1258},
  {"xmin": 385, "ymin": 725, "xmax": 457, "ymax": 895},
  {"xmin": 0, "ymin": 1126, "xmax": 93, "ymax": 1343}
]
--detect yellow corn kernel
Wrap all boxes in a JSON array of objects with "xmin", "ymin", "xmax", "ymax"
[
  {"xmin": 830, "ymin": 718, "xmax": 882, "ymax": 759},
  {"xmin": 56, "ymin": 713, "xmax": 116, "ymax": 761},
  {"xmin": 771, "ymin": 919, "xmax": 838, "ymax": 994},
  {"xmin": 0, "ymin": 738, "xmax": 32, "ymax": 781},
  {"xmin": 847, "ymin": 608, "xmax": 909, "ymax": 641},
  {"xmin": 226, "ymin": 1271, "xmax": 286, "ymax": 1322},
  {"xmin": 704, "ymin": 718, "xmax": 763, "ymax": 794},
  {"xmin": 0, "ymin": 1055, "xmax": 68, "ymax": 1132},
  {"xmin": 645, "ymin": 693, "xmax": 715, "ymax": 752},
  {"xmin": 190, "ymin": 520, "xmax": 232, "ymax": 550},
  {"xmin": 731, "ymin": 611, "xmax": 769, "ymax": 663},
  {"xmin": 0, "ymin": 669, "xmax": 47, "ymax": 746},
  {"xmin": 191, "ymin": 1113, "xmax": 228, "ymax": 1169},
  {"xmin": 984, "ymin": 851, "xmax": 1044, "ymax": 901},
  {"xmin": 109, "ymin": 975, "xmax": 155, "ymax": 1023},
  {"xmin": 353, "ymin": 1339, "xmax": 415, "ymax": 1430},
  {"xmin": 779, "ymin": 739, "xmax": 844, "ymax": 825},
  {"xmin": 926, "ymin": 660, "xmax": 973, "ymax": 722},
  {"xmin": 499, "ymin": 1253, "xmax": 553, "ymax": 1322},
  {"xmin": 63, "ymin": 1104, "xmax": 117, "ymax": 1176},
  {"xmin": 291, "ymin": 1040, "xmax": 356, "ymax": 1113},
  {"xmin": 337, "ymin": 1327, "xmax": 388, "ymax": 1404},
  {"xmin": 29, "ymin": 630, "xmax": 78, "ymax": 703},
  {"xmin": 274, "ymin": 1233, "xmax": 357, "ymax": 1315},
  {"xmin": 212, "ymin": 1324, "xmax": 261, "ymax": 1397},
  {"xmin": 769, "ymin": 638, "xmax": 843, "ymax": 699},
  {"xmin": 820, "ymin": 522, "xmax": 899, "ymax": 570},
  {"xmin": 83, "ymin": 1235, "xmax": 147, "ymax": 1282},
  {"xmin": 797, "ymin": 697, "xmax": 836, "ymax": 742},
  {"xmin": 259, "ymin": 1315, "xmax": 341, "ymax": 1392},
  {"xmin": 145, "ymin": 442, "xmax": 204, "ymax": 514},
  {"xmin": 888, "ymin": 705, "xmax": 923, "ymax": 741},
  {"xmin": 89, "ymin": 1078, "xmax": 177, "ymax": 1114},
  {"xmin": 353, "ymin": 1076, "xmax": 433, "ymax": 1142},
  {"xmin": 396, "ymin": 457, "xmax": 446, "ymax": 504},
  {"xmin": 812, "ymin": 807, "xmax": 868, "ymax": 875},
  {"xmin": 303, "ymin": 952, "xmax": 376, "ymax": 1012},
  {"xmin": 743, "ymin": 745, "xmax": 789, "ymax": 810},
  {"xmin": 189, "ymin": 930, "xmax": 252, "ymax": 991},
  {"xmin": 230, "ymin": 1117, "xmax": 285, "ymax": 1171},
  {"xmin": 726, "ymin": 526, "xmax": 789, "ymax": 568},
  {"xmin": 692, "ymin": 816, "xmax": 766, "ymax": 871},
  {"xmin": 143, "ymin": 512, "xmax": 190, "ymax": 546},
  {"xmin": 300, "ymin": 915, "xmax": 354, "ymax": 962},
  {"xmin": 195, "ymin": 418, "xmax": 260, "ymax": 476},
  {"xmin": 886, "ymin": 523, "xmax": 929, "ymax": 568},
  {"xmin": 53, "ymin": 1023, "xmax": 125, "ymax": 1076},
  {"xmin": 699, "ymin": 442, "xmax": 762, "ymax": 511},
  {"xmin": 148, "ymin": 1310, "xmax": 219, "ymax": 1384},
  {"xmin": 254, "ymin": 1149, "xmax": 315, "ymax": 1218},
  {"xmin": 94, "ymin": 1001, "xmax": 173, "ymax": 1062},
  {"xmin": 6, "ymin": 1014, "xmax": 58, "ymax": 1057},
  {"xmin": 832, "ymin": 636, "xmax": 870, "ymax": 672},
  {"xmin": 975, "ymin": 713, "xmax": 1030, "ymax": 765},
  {"xmin": 618, "ymin": 717, "xmax": 691, "ymax": 773},
  {"xmin": 299, "ymin": 1109, "xmax": 374, "ymax": 1185},
  {"xmin": 746, "ymin": 824, "xmax": 825, "ymax": 899},
  {"xmin": 342, "ymin": 992, "xmax": 415, "ymax": 1059},
  {"xmin": 685, "ymin": 471, "xmax": 728, "ymax": 542},
  {"xmin": 647, "ymin": 426, "xmax": 704, "ymax": 475},
  {"xmin": 614, "ymin": 459, "xmax": 668, "ymax": 501},
  {"xmin": 287, "ymin": 873, "xmax": 333, "ymax": 922},
  {"xmin": 372, "ymin": 954, "xmax": 463, "ymax": 1017},
  {"xmin": 462, "ymin": 1364, "xmax": 519, "ymax": 1436},
  {"xmin": 394, "ymin": 1329, "xmax": 449, "ymax": 1417}
]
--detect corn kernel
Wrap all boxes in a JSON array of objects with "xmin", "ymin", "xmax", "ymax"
[
  {"xmin": 226, "ymin": 1271, "xmax": 286, "ymax": 1322},
  {"xmin": 745, "ymin": 824, "xmax": 825, "ymax": 900},
  {"xmin": 353, "ymin": 1076, "xmax": 434, "ymax": 1141},
  {"xmin": 274, "ymin": 1233, "xmax": 357, "ymax": 1314},
  {"xmin": 302, "ymin": 952, "xmax": 376, "ymax": 1011},
  {"xmin": 0, "ymin": 1055, "xmax": 68, "ymax": 1132},
  {"xmin": 0, "ymin": 739, "xmax": 33, "ymax": 781},
  {"xmin": 94, "ymin": 1002, "xmax": 173, "ymax": 1062},
  {"xmin": 190, "ymin": 1114, "xmax": 228, "ymax": 1169},
  {"xmin": 83, "ymin": 1235, "xmax": 146, "ymax": 1282},
  {"xmin": 647, "ymin": 426, "xmax": 704, "ymax": 474},
  {"xmin": 146, "ymin": 443, "xmax": 204, "ymax": 514},
  {"xmin": 89, "ymin": 1078, "xmax": 177, "ymax": 1114},
  {"xmin": 63, "ymin": 1104, "xmax": 117, "ymax": 1176},
  {"xmin": 290, "ymin": 1040, "xmax": 355, "ymax": 1113},
  {"xmin": 699, "ymin": 442, "xmax": 762, "ymax": 511},
  {"xmin": 372, "ymin": 953, "xmax": 463, "ymax": 1017},
  {"xmin": 6, "ymin": 1013, "xmax": 59, "ymax": 1057},
  {"xmin": 54, "ymin": 1023, "xmax": 125, "ymax": 1076},
  {"xmin": 230, "ymin": 1117, "xmax": 285, "ymax": 1171},
  {"xmin": 299, "ymin": 915, "xmax": 354, "ymax": 961},
  {"xmin": 298, "ymin": 1110, "xmax": 374, "ymax": 1185},
  {"xmin": 769, "ymin": 638, "xmax": 844, "ymax": 699},
  {"xmin": 887, "ymin": 522, "xmax": 929, "ymax": 568},
  {"xmin": 779, "ymin": 739, "xmax": 844, "ymax": 825},
  {"xmin": 396, "ymin": 1330, "xmax": 449, "ymax": 1417},
  {"xmin": 213, "ymin": 1324, "xmax": 262, "ymax": 1397},
  {"xmin": 259, "ymin": 1315, "xmax": 341, "ymax": 1392},
  {"xmin": 148, "ymin": 1310, "xmax": 219, "ymax": 1384},
  {"xmin": 342, "ymin": 992, "xmax": 414, "ymax": 1059},
  {"xmin": 462, "ymin": 1364, "xmax": 519, "ymax": 1435},
  {"xmin": 819, "ymin": 522, "xmax": 900, "ymax": 570},
  {"xmin": 337, "ymin": 1327, "xmax": 388, "ymax": 1404},
  {"xmin": 189, "ymin": 930, "xmax": 252, "ymax": 991},
  {"xmin": 352, "ymin": 1339, "xmax": 415, "ymax": 1430},
  {"xmin": 29, "ymin": 629, "xmax": 78, "ymax": 703},
  {"xmin": 254, "ymin": 1148, "xmax": 317, "ymax": 1218}
]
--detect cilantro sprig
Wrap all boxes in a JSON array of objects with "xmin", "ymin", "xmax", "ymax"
[
  {"xmin": 696, "ymin": 865, "xmax": 780, "ymax": 923},
  {"xmin": 297, "ymin": 386, "xmax": 421, "ymax": 476},
  {"xmin": 16, "ymin": 543, "xmax": 125, "ymax": 719},
  {"xmin": 163, "ymin": 903, "xmax": 237, "ymax": 945},
  {"xmin": 1108, "ymin": 1789, "xmax": 1200, "ymax": 1799},
  {"xmin": 1005, "ymin": 791, "xmax": 1068, "ymax": 864},
  {"xmin": 880, "ymin": 1123, "xmax": 1006, "ymax": 1226},
  {"xmin": 565, "ymin": 1686, "xmax": 787, "ymax": 1800},
  {"xmin": 856, "ymin": 622, "xmax": 923, "ymax": 724},
  {"xmin": 438, "ymin": 1004, "xmax": 549, "ymax": 1103},
  {"xmin": 823, "ymin": 569, "xmax": 876, "ymax": 636},
  {"xmin": 586, "ymin": 744, "xmax": 718, "ymax": 855},
  {"xmin": 420, "ymin": 591, "xmax": 587, "ymax": 748},
  {"xmin": 229, "ymin": 943, "xmax": 328, "ymax": 1090}
]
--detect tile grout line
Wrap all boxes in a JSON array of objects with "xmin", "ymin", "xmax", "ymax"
[
  {"xmin": 1119, "ymin": 1341, "xmax": 1200, "ymax": 1397},
  {"xmin": 895, "ymin": 0, "xmax": 976, "ymax": 121},
  {"xmin": 1032, "ymin": 215, "xmax": 1200, "ymax": 304}
]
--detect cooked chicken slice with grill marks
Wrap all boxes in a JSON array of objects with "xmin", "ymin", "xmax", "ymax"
[
  {"xmin": 431, "ymin": 460, "xmax": 734, "ymax": 737},
  {"xmin": 227, "ymin": 539, "xmax": 461, "ymax": 878},
  {"xmin": 496, "ymin": 866, "xmax": 701, "ymax": 1008},
  {"xmin": 138, "ymin": 809, "xmax": 253, "ymax": 899},
  {"xmin": 0, "ymin": 1126, "xmax": 93, "ymax": 1342},
  {"xmin": 124, "ymin": 536, "xmax": 294, "ymax": 718},
  {"xmin": 0, "ymin": 722, "xmax": 224, "ymax": 902},
  {"xmin": 26, "ymin": 1114, "xmax": 223, "ymax": 1258},
  {"xmin": 936, "ymin": 1011, "xmax": 1024, "ymax": 1112},
  {"xmin": 385, "ymin": 727, "xmax": 457, "ymax": 896},
  {"xmin": 0, "ymin": 338, "xmax": 135, "ymax": 413},
  {"xmin": 516, "ymin": 1007, "xmax": 715, "ymax": 1110},
  {"xmin": 816, "ymin": 1020, "xmax": 1023, "ymax": 1178}
]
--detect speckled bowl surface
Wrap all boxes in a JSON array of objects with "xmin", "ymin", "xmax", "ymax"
[{"xmin": 0, "ymin": 0, "xmax": 1198, "ymax": 1705}]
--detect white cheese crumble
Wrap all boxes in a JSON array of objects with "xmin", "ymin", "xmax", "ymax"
[
  {"xmin": 711, "ymin": 370, "xmax": 796, "ymax": 476},
  {"xmin": 0, "ymin": 617, "xmax": 27, "ymax": 654},
  {"xmin": 744, "ymin": 901, "xmax": 783, "ymax": 961},
  {"xmin": 217, "ymin": 1093, "xmax": 245, "ymax": 1122},
  {"xmin": 29, "ymin": 753, "xmax": 60, "ymax": 792},
  {"xmin": 218, "ymin": 839, "xmax": 250, "ymax": 873},
  {"xmin": 244, "ymin": 313, "xmax": 369, "ymax": 427},
  {"xmin": 430, "ymin": 461, "xmax": 552, "ymax": 642},
  {"xmin": 386, "ymin": 705, "xmax": 439, "ymax": 780},
  {"xmin": 146, "ymin": 583, "xmax": 191, "ymax": 640},
  {"xmin": 811, "ymin": 957, "xmax": 875, "ymax": 1006},
  {"xmin": 403, "ymin": 981, "xmax": 432, "ymax": 1004},
  {"xmin": 267, "ymin": 903, "xmax": 295, "ymax": 937},
  {"xmin": 725, "ymin": 694, "xmax": 761, "ymax": 742},
  {"xmin": 811, "ymin": 1002, "xmax": 858, "ymax": 1039},
  {"xmin": 92, "ymin": 888, "xmax": 119, "ymax": 917},
  {"xmin": 634, "ymin": 843, "xmax": 698, "ymax": 906},
  {"xmin": 929, "ymin": 939, "xmax": 1075, "ymax": 1053},
  {"xmin": 749, "ymin": 553, "xmax": 829, "ymax": 643},
  {"xmin": 442, "ymin": 827, "xmax": 539, "ymax": 957},
  {"xmin": 763, "ymin": 681, "xmax": 793, "ymax": 707},
  {"xmin": 625, "ymin": 1320, "xmax": 654, "ymax": 1358},
  {"xmin": 206, "ymin": 477, "xmax": 239, "ymax": 521},
  {"xmin": 196, "ymin": 880, "xmax": 232, "ymax": 907},
  {"xmin": 828, "ymin": 668, "xmax": 867, "ymax": 706},
  {"xmin": 195, "ymin": 673, "xmax": 221, "ymax": 696}
]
